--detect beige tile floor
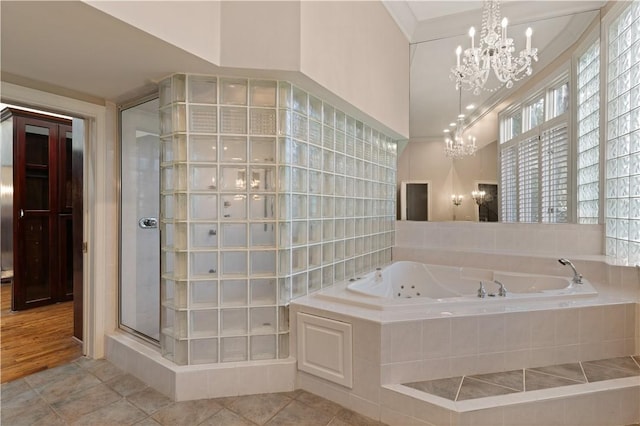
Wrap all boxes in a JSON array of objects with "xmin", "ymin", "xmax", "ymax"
[
  {"xmin": 1, "ymin": 357, "xmax": 387, "ymax": 426},
  {"xmin": 405, "ymin": 355, "xmax": 640, "ymax": 402}
]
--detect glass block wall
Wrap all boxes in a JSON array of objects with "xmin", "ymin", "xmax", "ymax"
[
  {"xmin": 577, "ymin": 39, "xmax": 600, "ymax": 225},
  {"xmin": 158, "ymin": 74, "xmax": 396, "ymax": 365},
  {"xmin": 605, "ymin": 1, "xmax": 640, "ymax": 264}
]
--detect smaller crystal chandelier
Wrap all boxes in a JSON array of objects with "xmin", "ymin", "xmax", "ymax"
[
  {"xmin": 444, "ymin": 88, "xmax": 477, "ymax": 159},
  {"xmin": 451, "ymin": 0, "xmax": 538, "ymax": 95}
]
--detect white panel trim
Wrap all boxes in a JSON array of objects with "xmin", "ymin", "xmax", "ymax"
[{"xmin": 297, "ymin": 312, "xmax": 353, "ymax": 388}]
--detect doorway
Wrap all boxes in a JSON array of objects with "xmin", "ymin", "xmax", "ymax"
[
  {"xmin": 476, "ymin": 182, "xmax": 499, "ymax": 222},
  {"xmin": 400, "ymin": 181, "xmax": 431, "ymax": 221},
  {"xmin": 119, "ymin": 97, "xmax": 160, "ymax": 342},
  {"xmin": 0, "ymin": 103, "xmax": 84, "ymax": 382}
]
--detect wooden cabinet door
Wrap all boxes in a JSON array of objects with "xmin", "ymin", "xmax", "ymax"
[{"xmin": 13, "ymin": 116, "xmax": 59, "ymax": 310}]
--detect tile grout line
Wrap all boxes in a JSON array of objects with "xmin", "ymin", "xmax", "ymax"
[
  {"xmin": 454, "ymin": 376, "xmax": 464, "ymax": 402},
  {"xmin": 578, "ymin": 361, "xmax": 589, "ymax": 384},
  {"xmin": 629, "ymin": 355, "xmax": 640, "ymax": 370}
]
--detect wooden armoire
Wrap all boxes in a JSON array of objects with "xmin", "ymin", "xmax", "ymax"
[{"xmin": 1, "ymin": 107, "xmax": 81, "ymax": 315}]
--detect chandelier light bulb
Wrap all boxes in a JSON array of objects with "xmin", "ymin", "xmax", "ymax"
[{"xmin": 526, "ymin": 27, "xmax": 533, "ymax": 50}]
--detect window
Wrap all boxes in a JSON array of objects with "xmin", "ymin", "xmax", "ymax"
[
  {"xmin": 524, "ymin": 97, "xmax": 544, "ymax": 131},
  {"xmin": 577, "ymin": 39, "xmax": 600, "ymax": 224},
  {"xmin": 549, "ymin": 82, "xmax": 570, "ymax": 119},
  {"xmin": 500, "ymin": 146, "xmax": 517, "ymax": 222},
  {"xmin": 541, "ymin": 124, "xmax": 569, "ymax": 223},
  {"xmin": 501, "ymin": 109, "xmax": 522, "ymax": 143},
  {"xmin": 499, "ymin": 76, "xmax": 570, "ymax": 223},
  {"xmin": 605, "ymin": 1, "xmax": 640, "ymax": 263}
]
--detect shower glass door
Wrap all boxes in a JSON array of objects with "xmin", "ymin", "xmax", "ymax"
[{"xmin": 120, "ymin": 97, "xmax": 160, "ymax": 341}]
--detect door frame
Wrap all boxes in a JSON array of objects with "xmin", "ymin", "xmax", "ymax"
[
  {"xmin": 2, "ymin": 82, "xmax": 111, "ymax": 359},
  {"xmin": 399, "ymin": 180, "xmax": 432, "ymax": 221}
]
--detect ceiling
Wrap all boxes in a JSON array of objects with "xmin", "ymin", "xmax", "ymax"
[
  {"xmin": 383, "ymin": 0, "xmax": 606, "ymax": 142},
  {"xmin": 1, "ymin": 0, "xmax": 607, "ymax": 142},
  {"xmin": 0, "ymin": 1, "xmax": 222, "ymax": 104}
]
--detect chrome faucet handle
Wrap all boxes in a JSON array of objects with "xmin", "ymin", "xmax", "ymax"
[
  {"xmin": 477, "ymin": 281, "xmax": 487, "ymax": 298},
  {"xmin": 494, "ymin": 280, "xmax": 507, "ymax": 297}
]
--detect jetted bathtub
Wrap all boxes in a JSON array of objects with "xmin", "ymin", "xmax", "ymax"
[{"xmin": 316, "ymin": 261, "xmax": 598, "ymax": 311}]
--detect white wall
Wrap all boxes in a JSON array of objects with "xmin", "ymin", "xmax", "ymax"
[
  {"xmin": 86, "ymin": 1, "xmax": 222, "ymax": 65},
  {"xmin": 452, "ymin": 141, "xmax": 498, "ymax": 221},
  {"xmin": 84, "ymin": 0, "xmax": 409, "ymax": 139},
  {"xmin": 397, "ymin": 139, "xmax": 497, "ymax": 221},
  {"xmin": 397, "ymin": 138, "xmax": 454, "ymax": 221},
  {"xmin": 220, "ymin": 1, "xmax": 300, "ymax": 71},
  {"xmin": 300, "ymin": 1, "xmax": 410, "ymax": 138}
]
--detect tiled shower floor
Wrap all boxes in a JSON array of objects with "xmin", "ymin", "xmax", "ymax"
[
  {"xmin": 404, "ymin": 355, "xmax": 640, "ymax": 402},
  {"xmin": 0, "ymin": 357, "xmax": 386, "ymax": 425}
]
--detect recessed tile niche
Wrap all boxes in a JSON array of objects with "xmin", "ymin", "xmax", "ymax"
[{"xmin": 158, "ymin": 74, "xmax": 397, "ymax": 365}]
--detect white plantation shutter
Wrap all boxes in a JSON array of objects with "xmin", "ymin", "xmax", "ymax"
[
  {"xmin": 518, "ymin": 136, "xmax": 540, "ymax": 222},
  {"xmin": 500, "ymin": 146, "xmax": 517, "ymax": 222},
  {"xmin": 541, "ymin": 124, "xmax": 569, "ymax": 223}
]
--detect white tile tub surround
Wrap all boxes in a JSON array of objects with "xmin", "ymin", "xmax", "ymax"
[
  {"xmin": 382, "ymin": 378, "xmax": 640, "ymax": 426},
  {"xmin": 290, "ymin": 293, "xmax": 637, "ymax": 424},
  {"xmin": 395, "ymin": 222, "xmax": 640, "ymax": 302},
  {"xmin": 379, "ymin": 303, "xmax": 636, "ymax": 384},
  {"xmin": 395, "ymin": 222, "xmax": 604, "ymax": 256}
]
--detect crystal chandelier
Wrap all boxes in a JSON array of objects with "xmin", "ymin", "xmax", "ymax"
[
  {"xmin": 451, "ymin": 0, "xmax": 538, "ymax": 95},
  {"xmin": 444, "ymin": 88, "xmax": 477, "ymax": 159}
]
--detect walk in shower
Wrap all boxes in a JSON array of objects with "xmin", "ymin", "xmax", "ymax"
[{"xmin": 120, "ymin": 73, "xmax": 398, "ymax": 365}]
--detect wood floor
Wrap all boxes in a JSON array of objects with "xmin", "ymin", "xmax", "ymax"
[{"xmin": 1, "ymin": 283, "xmax": 82, "ymax": 383}]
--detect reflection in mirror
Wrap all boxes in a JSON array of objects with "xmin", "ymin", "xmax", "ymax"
[
  {"xmin": 400, "ymin": 181, "xmax": 430, "ymax": 221},
  {"xmin": 398, "ymin": 4, "xmax": 602, "ymax": 221}
]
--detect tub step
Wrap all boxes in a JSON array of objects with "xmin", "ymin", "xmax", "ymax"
[{"xmin": 380, "ymin": 356, "xmax": 640, "ymax": 426}]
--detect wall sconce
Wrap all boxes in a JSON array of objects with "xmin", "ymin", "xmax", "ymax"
[
  {"xmin": 472, "ymin": 190, "xmax": 486, "ymax": 205},
  {"xmin": 451, "ymin": 194, "xmax": 463, "ymax": 206}
]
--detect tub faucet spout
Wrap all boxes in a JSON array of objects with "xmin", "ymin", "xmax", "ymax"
[
  {"xmin": 494, "ymin": 280, "xmax": 507, "ymax": 297},
  {"xmin": 558, "ymin": 258, "xmax": 582, "ymax": 284}
]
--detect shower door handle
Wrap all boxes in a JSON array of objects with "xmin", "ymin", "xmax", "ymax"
[{"xmin": 138, "ymin": 217, "xmax": 158, "ymax": 229}]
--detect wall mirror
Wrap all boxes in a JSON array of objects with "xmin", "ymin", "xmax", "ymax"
[{"xmin": 392, "ymin": 1, "xmax": 604, "ymax": 222}]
